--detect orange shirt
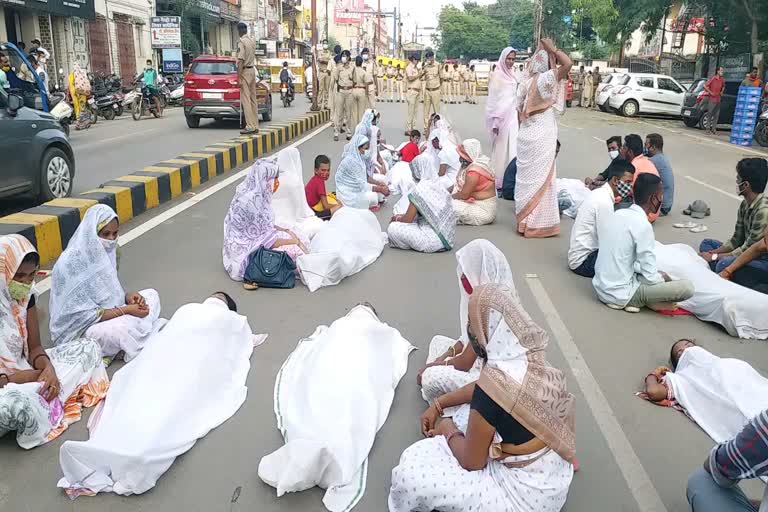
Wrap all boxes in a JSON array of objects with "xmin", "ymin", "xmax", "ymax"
[{"xmin": 631, "ymin": 155, "xmax": 660, "ymax": 223}]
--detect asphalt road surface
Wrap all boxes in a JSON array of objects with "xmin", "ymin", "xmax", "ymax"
[{"xmin": 2, "ymin": 97, "xmax": 767, "ymax": 512}]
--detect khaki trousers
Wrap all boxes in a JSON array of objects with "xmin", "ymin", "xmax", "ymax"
[
  {"xmin": 388, "ymin": 79, "xmax": 395, "ymax": 101},
  {"xmin": 405, "ymin": 89, "xmax": 420, "ymax": 133},
  {"xmin": 396, "ymin": 80, "xmax": 404, "ymax": 101},
  {"xmin": 240, "ymin": 68, "xmax": 260, "ymax": 131},
  {"xmin": 453, "ymin": 82, "xmax": 462, "ymax": 102},
  {"xmin": 423, "ymin": 89, "xmax": 441, "ymax": 131},
  {"xmin": 376, "ymin": 77, "xmax": 385, "ymax": 99},
  {"xmin": 442, "ymin": 82, "xmax": 451, "ymax": 103},
  {"xmin": 351, "ymin": 88, "xmax": 367, "ymax": 127},
  {"xmin": 318, "ymin": 74, "xmax": 330, "ymax": 109},
  {"xmin": 626, "ymin": 280, "xmax": 695, "ymax": 309},
  {"xmin": 334, "ymin": 89, "xmax": 353, "ymax": 138},
  {"xmin": 469, "ymin": 82, "xmax": 476, "ymax": 102},
  {"xmin": 329, "ymin": 83, "xmax": 337, "ymax": 123}
]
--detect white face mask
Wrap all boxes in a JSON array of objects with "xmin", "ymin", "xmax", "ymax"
[
  {"xmin": 362, "ymin": 54, "xmax": 369, "ymax": 61},
  {"xmin": 100, "ymin": 237, "xmax": 118, "ymax": 252},
  {"xmin": 608, "ymin": 150, "xmax": 619, "ymax": 160},
  {"xmin": 341, "ymin": 57, "xmax": 348, "ymax": 64}
]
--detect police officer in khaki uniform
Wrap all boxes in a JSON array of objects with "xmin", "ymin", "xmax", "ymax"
[
  {"xmin": 317, "ymin": 52, "xmax": 330, "ymax": 110},
  {"xmin": 440, "ymin": 63, "xmax": 452, "ymax": 103},
  {"xmin": 375, "ymin": 60, "xmax": 385, "ymax": 101},
  {"xmin": 467, "ymin": 64, "xmax": 478, "ymax": 104},
  {"xmin": 360, "ymin": 47, "xmax": 377, "ymax": 108},
  {"xmin": 328, "ymin": 45, "xmax": 341, "ymax": 125},
  {"xmin": 236, "ymin": 22, "xmax": 259, "ymax": 134},
  {"xmin": 422, "ymin": 50, "xmax": 441, "ymax": 133},
  {"xmin": 395, "ymin": 64, "xmax": 404, "ymax": 102},
  {"xmin": 452, "ymin": 63, "xmax": 462, "ymax": 104},
  {"xmin": 386, "ymin": 62, "xmax": 396, "ymax": 102},
  {"xmin": 351, "ymin": 55, "xmax": 369, "ymax": 126},
  {"xmin": 404, "ymin": 54, "xmax": 423, "ymax": 135},
  {"xmin": 332, "ymin": 49, "xmax": 354, "ymax": 141}
]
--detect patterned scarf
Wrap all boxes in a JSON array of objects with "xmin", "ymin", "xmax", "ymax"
[{"xmin": 0, "ymin": 235, "xmax": 37, "ymax": 374}]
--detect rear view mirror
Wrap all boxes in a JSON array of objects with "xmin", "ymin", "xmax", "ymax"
[{"xmin": 7, "ymin": 94, "xmax": 23, "ymax": 115}]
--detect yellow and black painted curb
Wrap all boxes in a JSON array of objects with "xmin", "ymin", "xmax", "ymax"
[{"xmin": 0, "ymin": 110, "xmax": 330, "ymax": 265}]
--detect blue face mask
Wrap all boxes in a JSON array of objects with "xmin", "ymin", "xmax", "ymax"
[{"xmin": 364, "ymin": 149, "xmax": 371, "ymax": 159}]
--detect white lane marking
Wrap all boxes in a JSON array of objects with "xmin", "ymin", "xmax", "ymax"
[
  {"xmin": 525, "ymin": 275, "xmax": 668, "ymax": 512},
  {"xmin": 636, "ymin": 119, "xmax": 679, "ymax": 134},
  {"xmin": 560, "ymin": 121, "xmax": 583, "ymax": 130},
  {"xmin": 74, "ymin": 128, "xmax": 165, "ymax": 151},
  {"xmin": 34, "ymin": 122, "xmax": 332, "ymax": 295},
  {"xmin": 684, "ymin": 175, "xmax": 740, "ymax": 201},
  {"xmin": 592, "ymin": 136, "xmax": 603, "ymax": 143}
]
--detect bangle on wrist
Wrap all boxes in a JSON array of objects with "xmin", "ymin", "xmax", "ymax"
[
  {"xmin": 433, "ymin": 399, "xmax": 444, "ymax": 416},
  {"xmin": 32, "ymin": 353, "xmax": 49, "ymax": 370},
  {"xmin": 0, "ymin": 373, "xmax": 9, "ymax": 386}
]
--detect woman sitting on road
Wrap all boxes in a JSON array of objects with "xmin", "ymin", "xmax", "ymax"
[
  {"xmin": 49, "ymin": 205, "xmax": 165, "ymax": 362},
  {"xmin": 429, "ymin": 129, "xmax": 461, "ymax": 192},
  {"xmin": 271, "ymin": 147, "xmax": 326, "ymax": 239},
  {"xmin": 223, "ymin": 158, "xmax": 309, "ymax": 286},
  {"xmin": 389, "ymin": 283, "xmax": 575, "ymax": 512},
  {"xmin": 335, "ymin": 133, "xmax": 390, "ymax": 210},
  {"xmin": 387, "ymin": 175, "xmax": 456, "ymax": 253},
  {"xmin": 452, "ymin": 139, "xmax": 497, "ymax": 226},
  {"xmin": 418, "ymin": 239, "xmax": 514, "ymax": 406},
  {"xmin": 0, "ymin": 235, "xmax": 108, "ymax": 449}
]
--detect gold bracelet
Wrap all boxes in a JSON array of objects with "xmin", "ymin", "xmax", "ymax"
[{"xmin": 433, "ymin": 399, "xmax": 444, "ymax": 416}]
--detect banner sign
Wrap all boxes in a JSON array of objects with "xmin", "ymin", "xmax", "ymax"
[
  {"xmin": 162, "ymin": 48, "xmax": 183, "ymax": 73},
  {"xmin": 151, "ymin": 16, "xmax": 181, "ymax": 49}
]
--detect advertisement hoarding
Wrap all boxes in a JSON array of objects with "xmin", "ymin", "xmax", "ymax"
[
  {"xmin": 162, "ymin": 48, "xmax": 183, "ymax": 73},
  {"xmin": 151, "ymin": 16, "xmax": 181, "ymax": 49},
  {"xmin": 333, "ymin": 0, "xmax": 364, "ymax": 25}
]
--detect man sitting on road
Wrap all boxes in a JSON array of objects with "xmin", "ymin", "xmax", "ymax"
[
  {"xmin": 593, "ymin": 173, "xmax": 694, "ymax": 313},
  {"xmin": 687, "ymin": 407, "xmax": 768, "ymax": 512},
  {"xmin": 617, "ymin": 134, "xmax": 660, "ymax": 221},
  {"xmin": 569, "ymin": 159, "xmax": 635, "ymax": 278},
  {"xmin": 699, "ymin": 157, "xmax": 768, "ymax": 277},
  {"xmin": 584, "ymin": 135, "xmax": 622, "ymax": 190},
  {"xmin": 645, "ymin": 133, "xmax": 674, "ymax": 216}
]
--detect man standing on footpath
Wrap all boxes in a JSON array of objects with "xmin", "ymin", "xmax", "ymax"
[
  {"xmin": 422, "ymin": 50, "xmax": 441, "ymax": 135},
  {"xmin": 404, "ymin": 54, "xmax": 423, "ymax": 136},
  {"xmin": 236, "ymin": 22, "xmax": 259, "ymax": 135},
  {"xmin": 702, "ymin": 66, "xmax": 725, "ymax": 135},
  {"xmin": 332, "ymin": 50, "xmax": 354, "ymax": 141}
]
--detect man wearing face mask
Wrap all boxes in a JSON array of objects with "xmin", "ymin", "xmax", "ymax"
[
  {"xmin": 594, "ymin": 173, "xmax": 694, "ymax": 313},
  {"xmin": 569, "ymin": 159, "xmax": 635, "ymax": 278},
  {"xmin": 331, "ymin": 50, "xmax": 354, "ymax": 141},
  {"xmin": 328, "ymin": 45, "xmax": 342, "ymax": 125},
  {"xmin": 617, "ymin": 134, "xmax": 660, "ymax": 221},
  {"xmin": 422, "ymin": 50, "xmax": 441, "ymax": 135},
  {"xmin": 360, "ymin": 48, "xmax": 377, "ymax": 107},
  {"xmin": 645, "ymin": 133, "xmax": 674, "ymax": 216},
  {"xmin": 699, "ymin": 158, "xmax": 768, "ymax": 273},
  {"xmin": 585, "ymin": 135, "xmax": 622, "ymax": 190}
]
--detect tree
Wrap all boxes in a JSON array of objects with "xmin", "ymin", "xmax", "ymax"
[
  {"xmin": 488, "ymin": 0, "xmax": 534, "ymax": 50},
  {"xmin": 434, "ymin": 5, "xmax": 510, "ymax": 59}
]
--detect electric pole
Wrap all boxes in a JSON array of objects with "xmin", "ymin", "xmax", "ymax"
[
  {"xmin": 310, "ymin": 0, "xmax": 320, "ymax": 111},
  {"xmin": 374, "ymin": 0, "xmax": 380, "ymax": 55},
  {"xmin": 533, "ymin": 0, "xmax": 543, "ymax": 45}
]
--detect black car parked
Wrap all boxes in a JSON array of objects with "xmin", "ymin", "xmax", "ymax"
[
  {"xmin": 0, "ymin": 90, "xmax": 75, "ymax": 200},
  {"xmin": 680, "ymin": 78, "xmax": 741, "ymax": 130}
]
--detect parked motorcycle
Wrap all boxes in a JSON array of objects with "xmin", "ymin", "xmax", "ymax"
[
  {"xmin": 94, "ymin": 92, "xmax": 123, "ymax": 120},
  {"xmin": 169, "ymin": 84, "xmax": 184, "ymax": 106},
  {"xmin": 755, "ymin": 104, "xmax": 768, "ymax": 147},
  {"xmin": 281, "ymin": 81, "xmax": 294, "ymax": 107},
  {"xmin": 132, "ymin": 82, "xmax": 164, "ymax": 120}
]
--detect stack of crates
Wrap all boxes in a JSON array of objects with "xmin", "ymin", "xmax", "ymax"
[{"xmin": 730, "ymin": 86, "xmax": 762, "ymax": 146}]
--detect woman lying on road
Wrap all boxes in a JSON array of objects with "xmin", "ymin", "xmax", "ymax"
[
  {"xmin": 387, "ymin": 177, "xmax": 456, "ymax": 253},
  {"xmin": 419, "ymin": 239, "xmax": 514, "ymax": 408},
  {"xmin": 50, "ymin": 205, "xmax": 165, "ymax": 362},
  {"xmin": 640, "ymin": 339, "xmax": 768, "ymax": 444},
  {"xmin": 452, "ymin": 139, "xmax": 497, "ymax": 226},
  {"xmin": 223, "ymin": 158, "xmax": 309, "ymax": 286},
  {"xmin": 389, "ymin": 283, "xmax": 575, "ymax": 512},
  {"xmin": 0, "ymin": 235, "xmax": 108, "ymax": 449},
  {"xmin": 335, "ymin": 134, "xmax": 390, "ymax": 210}
]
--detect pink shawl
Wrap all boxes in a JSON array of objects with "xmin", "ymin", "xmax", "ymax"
[{"xmin": 485, "ymin": 47, "xmax": 519, "ymax": 138}]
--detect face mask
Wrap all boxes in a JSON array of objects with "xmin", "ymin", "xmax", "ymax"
[
  {"xmin": 608, "ymin": 150, "xmax": 619, "ymax": 160},
  {"xmin": 362, "ymin": 54, "xmax": 369, "ymax": 61},
  {"xmin": 364, "ymin": 149, "xmax": 371, "ymax": 159},
  {"xmin": 615, "ymin": 180, "xmax": 633, "ymax": 199},
  {"xmin": 737, "ymin": 180, "xmax": 748, "ymax": 195},
  {"xmin": 341, "ymin": 57, "xmax": 348, "ymax": 64},
  {"xmin": 8, "ymin": 280, "xmax": 33, "ymax": 301},
  {"xmin": 100, "ymin": 237, "xmax": 118, "ymax": 252}
]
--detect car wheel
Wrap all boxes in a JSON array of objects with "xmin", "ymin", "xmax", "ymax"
[
  {"xmin": 621, "ymin": 100, "xmax": 639, "ymax": 117},
  {"xmin": 40, "ymin": 148, "xmax": 73, "ymax": 201},
  {"xmin": 698, "ymin": 114, "xmax": 711, "ymax": 131},
  {"xmin": 599, "ymin": 103, "xmax": 607, "ymax": 112},
  {"xmin": 683, "ymin": 116, "xmax": 699, "ymax": 128},
  {"xmin": 102, "ymin": 108, "xmax": 115, "ymax": 121},
  {"xmin": 262, "ymin": 99, "xmax": 273, "ymax": 121},
  {"xmin": 186, "ymin": 115, "xmax": 200, "ymax": 128}
]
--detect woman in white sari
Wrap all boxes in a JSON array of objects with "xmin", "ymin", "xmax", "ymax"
[
  {"xmin": 387, "ymin": 178, "xmax": 456, "ymax": 253},
  {"xmin": 453, "ymin": 139, "xmax": 497, "ymax": 225},
  {"xmin": 486, "ymin": 47, "xmax": 519, "ymax": 190},
  {"xmin": 271, "ymin": 147, "xmax": 326, "ymax": 239},
  {"xmin": 389, "ymin": 283, "xmax": 575, "ymax": 511},
  {"xmin": 0, "ymin": 235, "xmax": 108, "ymax": 449},
  {"xmin": 419, "ymin": 239, "xmax": 514, "ymax": 406},
  {"xmin": 515, "ymin": 38, "xmax": 571, "ymax": 238},
  {"xmin": 335, "ymin": 134, "xmax": 389, "ymax": 209},
  {"xmin": 49, "ymin": 205, "xmax": 164, "ymax": 362},
  {"xmin": 426, "ymin": 129, "xmax": 461, "ymax": 192}
]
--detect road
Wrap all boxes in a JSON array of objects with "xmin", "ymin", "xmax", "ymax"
[{"xmin": 2, "ymin": 97, "xmax": 767, "ymax": 512}]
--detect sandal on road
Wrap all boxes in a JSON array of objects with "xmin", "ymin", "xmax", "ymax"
[
  {"xmin": 690, "ymin": 224, "xmax": 709, "ymax": 233},
  {"xmin": 673, "ymin": 221, "xmax": 697, "ymax": 229}
]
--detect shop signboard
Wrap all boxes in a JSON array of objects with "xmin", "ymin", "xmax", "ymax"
[
  {"xmin": 0, "ymin": 0, "xmax": 95, "ymax": 18},
  {"xmin": 151, "ymin": 16, "xmax": 181, "ymax": 49},
  {"xmin": 162, "ymin": 48, "xmax": 183, "ymax": 73}
]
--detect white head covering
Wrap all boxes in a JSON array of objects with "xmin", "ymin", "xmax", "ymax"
[
  {"xmin": 455, "ymin": 239, "xmax": 515, "ymax": 343},
  {"xmin": 50, "ymin": 205, "xmax": 125, "ymax": 346},
  {"xmin": 272, "ymin": 147, "xmax": 325, "ymax": 238},
  {"xmin": 335, "ymin": 134, "xmax": 371, "ymax": 208}
]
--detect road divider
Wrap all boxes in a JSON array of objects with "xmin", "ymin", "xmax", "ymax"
[{"xmin": 0, "ymin": 110, "xmax": 330, "ymax": 265}]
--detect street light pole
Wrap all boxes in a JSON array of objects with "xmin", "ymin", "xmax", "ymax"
[
  {"xmin": 375, "ymin": 0, "xmax": 380, "ymax": 55},
  {"xmin": 310, "ymin": 0, "xmax": 319, "ymax": 111}
]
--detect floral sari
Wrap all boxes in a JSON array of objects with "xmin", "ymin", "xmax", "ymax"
[{"xmin": 387, "ymin": 180, "xmax": 456, "ymax": 253}]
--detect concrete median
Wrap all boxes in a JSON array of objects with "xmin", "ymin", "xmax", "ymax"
[{"xmin": 0, "ymin": 110, "xmax": 330, "ymax": 264}]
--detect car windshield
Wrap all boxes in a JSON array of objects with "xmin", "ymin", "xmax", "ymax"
[
  {"xmin": 189, "ymin": 61, "xmax": 237, "ymax": 75},
  {"xmin": 689, "ymin": 80, "xmax": 705, "ymax": 93},
  {"xmin": 617, "ymin": 75, "xmax": 631, "ymax": 86}
]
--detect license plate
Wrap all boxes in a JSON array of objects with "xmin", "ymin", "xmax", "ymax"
[
  {"xmin": 202, "ymin": 92, "xmax": 222, "ymax": 100},
  {"xmin": 683, "ymin": 109, "xmax": 691, "ymax": 116}
]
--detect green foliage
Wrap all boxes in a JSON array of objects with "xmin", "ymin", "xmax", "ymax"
[
  {"xmin": 435, "ymin": 5, "xmax": 510, "ymax": 59},
  {"xmin": 488, "ymin": 0, "xmax": 534, "ymax": 50}
]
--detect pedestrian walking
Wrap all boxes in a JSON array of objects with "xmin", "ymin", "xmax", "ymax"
[
  {"xmin": 441, "ymin": 63, "xmax": 452, "ymax": 104},
  {"xmin": 404, "ymin": 54, "xmax": 422, "ymax": 136},
  {"xmin": 332, "ymin": 50, "xmax": 354, "ymax": 141},
  {"xmin": 236, "ymin": 22, "xmax": 259, "ymax": 135},
  {"xmin": 701, "ymin": 66, "xmax": 725, "ymax": 134},
  {"xmin": 423, "ymin": 51, "xmax": 441, "ymax": 133}
]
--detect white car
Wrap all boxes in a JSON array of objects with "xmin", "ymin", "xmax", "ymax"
[
  {"xmin": 596, "ymin": 73, "xmax": 626, "ymax": 111},
  {"xmin": 608, "ymin": 73, "xmax": 687, "ymax": 117}
]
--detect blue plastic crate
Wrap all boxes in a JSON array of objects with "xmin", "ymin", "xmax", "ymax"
[
  {"xmin": 730, "ymin": 138, "xmax": 753, "ymax": 147},
  {"xmin": 738, "ymin": 86, "xmax": 762, "ymax": 96},
  {"xmin": 733, "ymin": 113, "xmax": 756, "ymax": 124}
]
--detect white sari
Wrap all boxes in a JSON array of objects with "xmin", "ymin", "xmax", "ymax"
[
  {"xmin": 259, "ymin": 305, "xmax": 414, "ymax": 512},
  {"xmin": 49, "ymin": 205, "xmax": 165, "ymax": 360},
  {"xmin": 272, "ymin": 147, "xmax": 326, "ymax": 239},
  {"xmin": 421, "ymin": 239, "xmax": 515, "ymax": 407},
  {"xmin": 58, "ymin": 297, "xmax": 255, "ymax": 497}
]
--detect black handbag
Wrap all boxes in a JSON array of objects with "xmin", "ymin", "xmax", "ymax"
[{"xmin": 244, "ymin": 246, "xmax": 296, "ymax": 289}]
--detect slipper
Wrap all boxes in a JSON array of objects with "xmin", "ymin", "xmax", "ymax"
[
  {"xmin": 690, "ymin": 224, "xmax": 708, "ymax": 233},
  {"xmin": 673, "ymin": 222, "xmax": 697, "ymax": 229},
  {"xmin": 624, "ymin": 306, "xmax": 641, "ymax": 313},
  {"xmin": 605, "ymin": 303, "xmax": 623, "ymax": 311},
  {"xmin": 243, "ymin": 282, "xmax": 259, "ymax": 291}
]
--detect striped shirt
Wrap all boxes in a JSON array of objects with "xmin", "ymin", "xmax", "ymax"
[
  {"xmin": 722, "ymin": 193, "xmax": 768, "ymax": 257},
  {"xmin": 707, "ymin": 408, "xmax": 768, "ymax": 487}
]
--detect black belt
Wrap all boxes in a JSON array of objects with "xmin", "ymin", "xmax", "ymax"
[{"xmin": 244, "ymin": 65, "xmax": 254, "ymax": 68}]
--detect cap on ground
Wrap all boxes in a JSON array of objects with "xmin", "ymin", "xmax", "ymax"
[{"xmin": 683, "ymin": 200, "xmax": 711, "ymax": 219}]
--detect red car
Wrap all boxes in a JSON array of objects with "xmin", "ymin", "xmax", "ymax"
[{"xmin": 183, "ymin": 54, "xmax": 273, "ymax": 128}]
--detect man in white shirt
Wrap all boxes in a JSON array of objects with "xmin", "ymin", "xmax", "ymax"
[
  {"xmin": 593, "ymin": 173, "xmax": 694, "ymax": 313},
  {"xmin": 569, "ymin": 159, "xmax": 636, "ymax": 277}
]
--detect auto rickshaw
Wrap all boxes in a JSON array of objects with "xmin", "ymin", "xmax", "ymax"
[{"xmin": 1, "ymin": 42, "xmax": 50, "ymax": 111}]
